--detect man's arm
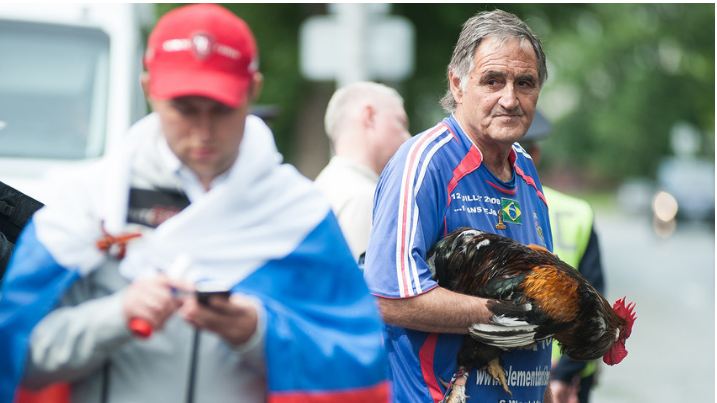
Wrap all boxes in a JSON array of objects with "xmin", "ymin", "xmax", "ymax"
[
  {"xmin": 377, "ymin": 287, "xmax": 493, "ymax": 333},
  {"xmin": 23, "ymin": 292, "xmax": 132, "ymax": 388},
  {"xmin": 24, "ymin": 275, "xmax": 183, "ymax": 388}
]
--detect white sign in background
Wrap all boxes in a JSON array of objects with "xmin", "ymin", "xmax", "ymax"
[{"xmin": 299, "ymin": 4, "xmax": 414, "ymax": 86}]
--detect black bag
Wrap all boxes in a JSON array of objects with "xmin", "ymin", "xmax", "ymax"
[{"xmin": 0, "ymin": 181, "xmax": 44, "ymax": 278}]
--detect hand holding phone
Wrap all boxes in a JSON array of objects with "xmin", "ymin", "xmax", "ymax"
[
  {"xmin": 181, "ymin": 291, "xmax": 260, "ymax": 346},
  {"xmin": 195, "ymin": 282, "xmax": 231, "ymax": 307}
]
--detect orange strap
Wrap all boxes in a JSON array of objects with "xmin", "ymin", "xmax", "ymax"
[{"xmin": 95, "ymin": 223, "xmax": 142, "ymax": 260}]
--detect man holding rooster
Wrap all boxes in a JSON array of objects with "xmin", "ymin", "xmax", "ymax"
[{"xmin": 364, "ymin": 9, "xmax": 555, "ymax": 402}]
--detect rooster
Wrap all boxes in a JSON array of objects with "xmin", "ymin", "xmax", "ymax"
[{"xmin": 427, "ymin": 228, "xmax": 636, "ymax": 402}]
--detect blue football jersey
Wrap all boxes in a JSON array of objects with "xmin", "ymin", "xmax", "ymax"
[{"xmin": 364, "ymin": 115, "xmax": 554, "ymax": 403}]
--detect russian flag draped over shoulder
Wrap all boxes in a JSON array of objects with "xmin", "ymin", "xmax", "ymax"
[{"xmin": 0, "ymin": 114, "xmax": 389, "ymax": 402}]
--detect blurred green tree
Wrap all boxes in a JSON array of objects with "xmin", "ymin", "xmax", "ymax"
[{"xmin": 394, "ymin": 3, "xmax": 715, "ymax": 186}]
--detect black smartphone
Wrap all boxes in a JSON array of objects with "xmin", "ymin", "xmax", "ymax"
[{"xmin": 195, "ymin": 283, "xmax": 231, "ymax": 306}]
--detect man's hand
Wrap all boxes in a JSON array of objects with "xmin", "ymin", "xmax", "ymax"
[
  {"xmin": 180, "ymin": 293, "xmax": 259, "ymax": 346},
  {"xmin": 122, "ymin": 275, "xmax": 186, "ymax": 331},
  {"xmin": 549, "ymin": 379, "xmax": 579, "ymax": 403}
]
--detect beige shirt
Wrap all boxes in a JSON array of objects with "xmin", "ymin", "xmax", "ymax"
[{"xmin": 315, "ymin": 156, "xmax": 378, "ymax": 261}]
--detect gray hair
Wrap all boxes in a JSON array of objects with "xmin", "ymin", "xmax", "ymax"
[
  {"xmin": 324, "ymin": 81, "xmax": 404, "ymax": 143},
  {"xmin": 440, "ymin": 9, "xmax": 548, "ymax": 113}
]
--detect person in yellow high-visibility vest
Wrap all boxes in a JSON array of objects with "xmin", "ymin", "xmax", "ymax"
[{"xmin": 522, "ymin": 111, "xmax": 605, "ymax": 403}]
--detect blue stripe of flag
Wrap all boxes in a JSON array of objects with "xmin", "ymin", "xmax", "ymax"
[
  {"xmin": 232, "ymin": 212, "xmax": 388, "ymax": 393},
  {"xmin": 0, "ymin": 220, "xmax": 80, "ymax": 403}
]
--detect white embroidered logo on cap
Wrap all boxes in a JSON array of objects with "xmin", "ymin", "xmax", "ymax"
[
  {"xmin": 156, "ymin": 36, "xmax": 242, "ymax": 62},
  {"xmin": 191, "ymin": 33, "xmax": 213, "ymax": 60}
]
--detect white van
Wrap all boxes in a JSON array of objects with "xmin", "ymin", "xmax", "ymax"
[{"xmin": 0, "ymin": 4, "xmax": 154, "ymax": 202}]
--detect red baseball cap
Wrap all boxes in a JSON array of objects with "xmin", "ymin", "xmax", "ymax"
[{"xmin": 144, "ymin": 4, "xmax": 258, "ymax": 107}]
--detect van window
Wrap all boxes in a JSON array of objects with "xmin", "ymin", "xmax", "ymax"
[{"xmin": 0, "ymin": 20, "xmax": 110, "ymax": 159}]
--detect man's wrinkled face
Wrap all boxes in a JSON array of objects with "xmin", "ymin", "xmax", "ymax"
[
  {"xmin": 451, "ymin": 36, "xmax": 540, "ymax": 147},
  {"xmin": 152, "ymin": 96, "xmax": 249, "ymax": 185}
]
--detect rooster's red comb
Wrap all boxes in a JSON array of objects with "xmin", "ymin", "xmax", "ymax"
[{"xmin": 613, "ymin": 297, "xmax": 637, "ymax": 338}]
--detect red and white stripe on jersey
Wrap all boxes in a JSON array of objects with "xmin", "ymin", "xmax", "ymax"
[{"xmin": 395, "ymin": 123, "xmax": 453, "ymax": 298}]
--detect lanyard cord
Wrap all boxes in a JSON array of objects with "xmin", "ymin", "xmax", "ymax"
[
  {"xmin": 186, "ymin": 329, "xmax": 201, "ymax": 403},
  {"xmin": 100, "ymin": 361, "xmax": 110, "ymax": 403}
]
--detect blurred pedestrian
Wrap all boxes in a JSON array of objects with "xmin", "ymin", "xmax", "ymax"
[
  {"xmin": 522, "ymin": 111, "xmax": 606, "ymax": 403},
  {"xmin": 0, "ymin": 4, "xmax": 388, "ymax": 403},
  {"xmin": 315, "ymin": 82, "xmax": 410, "ymax": 262},
  {"xmin": 363, "ymin": 9, "xmax": 554, "ymax": 402}
]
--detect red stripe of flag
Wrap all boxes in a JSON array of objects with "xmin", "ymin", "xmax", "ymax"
[
  {"xmin": 269, "ymin": 381, "xmax": 390, "ymax": 403},
  {"xmin": 16, "ymin": 384, "xmax": 70, "ymax": 403}
]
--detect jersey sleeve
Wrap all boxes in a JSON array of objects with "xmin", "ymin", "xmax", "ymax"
[{"xmin": 364, "ymin": 133, "xmax": 451, "ymax": 299}]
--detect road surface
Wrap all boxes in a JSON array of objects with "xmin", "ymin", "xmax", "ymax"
[{"xmin": 591, "ymin": 210, "xmax": 714, "ymax": 403}]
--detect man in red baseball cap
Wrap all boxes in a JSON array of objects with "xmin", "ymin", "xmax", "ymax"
[
  {"xmin": 7, "ymin": 4, "xmax": 390, "ymax": 403},
  {"xmin": 142, "ymin": 3, "xmax": 263, "ymax": 191}
]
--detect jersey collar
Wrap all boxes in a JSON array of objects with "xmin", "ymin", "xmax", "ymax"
[{"xmin": 445, "ymin": 114, "xmax": 518, "ymax": 169}]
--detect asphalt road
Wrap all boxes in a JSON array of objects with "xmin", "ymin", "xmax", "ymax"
[{"xmin": 590, "ymin": 210, "xmax": 714, "ymax": 403}]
